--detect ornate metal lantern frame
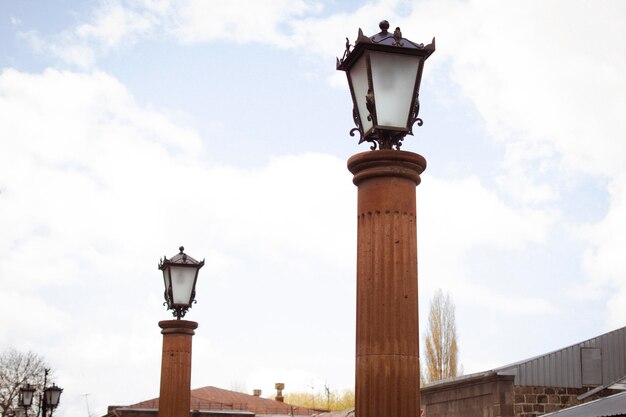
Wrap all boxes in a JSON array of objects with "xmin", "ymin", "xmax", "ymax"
[
  {"xmin": 337, "ymin": 20, "xmax": 435, "ymax": 150},
  {"xmin": 44, "ymin": 384, "xmax": 63, "ymax": 408},
  {"xmin": 19, "ymin": 384, "xmax": 35, "ymax": 408},
  {"xmin": 159, "ymin": 246, "xmax": 204, "ymax": 320}
]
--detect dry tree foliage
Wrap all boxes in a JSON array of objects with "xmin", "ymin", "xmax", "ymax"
[
  {"xmin": 0, "ymin": 348, "xmax": 50, "ymax": 416},
  {"xmin": 423, "ymin": 289, "xmax": 458, "ymax": 383},
  {"xmin": 283, "ymin": 388, "xmax": 354, "ymax": 411}
]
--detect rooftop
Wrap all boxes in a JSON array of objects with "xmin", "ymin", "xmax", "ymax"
[{"xmin": 119, "ymin": 386, "xmax": 322, "ymax": 416}]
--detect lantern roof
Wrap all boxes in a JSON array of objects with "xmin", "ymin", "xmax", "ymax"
[
  {"xmin": 337, "ymin": 20, "xmax": 435, "ymax": 71},
  {"xmin": 159, "ymin": 246, "xmax": 204, "ymax": 268},
  {"xmin": 21, "ymin": 384, "xmax": 35, "ymax": 393}
]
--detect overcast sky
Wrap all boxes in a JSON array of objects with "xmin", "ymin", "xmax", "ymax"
[{"xmin": 1, "ymin": 1, "xmax": 625, "ymax": 416}]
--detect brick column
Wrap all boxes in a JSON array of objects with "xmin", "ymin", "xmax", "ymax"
[
  {"xmin": 347, "ymin": 150, "xmax": 426, "ymax": 417},
  {"xmin": 158, "ymin": 320, "xmax": 198, "ymax": 417}
]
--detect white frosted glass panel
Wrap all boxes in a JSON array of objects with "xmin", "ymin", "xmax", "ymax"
[
  {"xmin": 370, "ymin": 51, "xmax": 420, "ymax": 129},
  {"xmin": 46, "ymin": 389, "xmax": 62, "ymax": 406},
  {"xmin": 169, "ymin": 266, "xmax": 196, "ymax": 305},
  {"xmin": 22, "ymin": 390, "xmax": 34, "ymax": 406},
  {"xmin": 349, "ymin": 55, "xmax": 373, "ymax": 134}
]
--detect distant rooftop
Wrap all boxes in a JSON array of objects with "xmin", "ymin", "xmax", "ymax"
[
  {"xmin": 425, "ymin": 326, "xmax": 626, "ymax": 392},
  {"xmin": 121, "ymin": 385, "xmax": 322, "ymax": 416}
]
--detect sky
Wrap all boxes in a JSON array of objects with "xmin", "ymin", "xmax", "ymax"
[{"xmin": 1, "ymin": 0, "xmax": 625, "ymax": 416}]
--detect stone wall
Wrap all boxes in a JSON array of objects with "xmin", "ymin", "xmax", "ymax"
[
  {"xmin": 421, "ymin": 374, "xmax": 619, "ymax": 417},
  {"xmin": 421, "ymin": 373, "xmax": 516, "ymax": 417},
  {"xmin": 513, "ymin": 386, "xmax": 612, "ymax": 417}
]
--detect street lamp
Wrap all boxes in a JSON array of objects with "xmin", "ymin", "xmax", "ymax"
[
  {"xmin": 158, "ymin": 246, "xmax": 204, "ymax": 319},
  {"xmin": 44, "ymin": 385, "xmax": 63, "ymax": 410},
  {"xmin": 19, "ymin": 370, "xmax": 62, "ymax": 417},
  {"xmin": 340, "ymin": 19, "xmax": 434, "ymax": 417},
  {"xmin": 156, "ymin": 246, "xmax": 203, "ymax": 417},
  {"xmin": 337, "ymin": 20, "xmax": 435, "ymax": 150},
  {"xmin": 19, "ymin": 384, "xmax": 35, "ymax": 408}
]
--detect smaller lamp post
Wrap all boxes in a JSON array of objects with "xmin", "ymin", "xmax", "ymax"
[
  {"xmin": 20, "ymin": 384, "xmax": 35, "ymax": 407},
  {"xmin": 19, "ymin": 384, "xmax": 35, "ymax": 409},
  {"xmin": 337, "ymin": 20, "xmax": 435, "ymax": 150},
  {"xmin": 157, "ymin": 246, "xmax": 204, "ymax": 417},
  {"xmin": 44, "ymin": 385, "xmax": 63, "ymax": 411},
  {"xmin": 158, "ymin": 246, "xmax": 205, "ymax": 319},
  {"xmin": 19, "ymin": 370, "xmax": 63, "ymax": 417}
]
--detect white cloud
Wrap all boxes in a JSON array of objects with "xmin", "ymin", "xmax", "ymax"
[
  {"xmin": 287, "ymin": 1, "xmax": 401, "ymax": 58},
  {"xmin": 0, "ymin": 67, "xmax": 356, "ymax": 416},
  {"xmin": 75, "ymin": 2, "xmax": 155, "ymax": 48},
  {"xmin": 170, "ymin": 0, "xmax": 322, "ymax": 46},
  {"xmin": 19, "ymin": 29, "xmax": 93, "ymax": 69},
  {"xmin": 0, "ymin": 292, "xmax": 71, "ymax": 346},
  {"xmin": 16, "ymin": 0, "xmax": 414, "ymax": 70},
  {"xmin": 494, "ymin": 140, "xmax": 561, "ymax": 205},
  {"xmin": 417, "ymin": 175, "xmax": 556, "ymax": 314},
  {"xmin": 579, "ymin": 175, "xmax": 626, "ymax": 326},
  {"xmin": 419, "ymin": 176, "xmax": 552, "ymax": 254},
  {"xmin": 17, "ymin": 0, "xmax": 328, "ymax": 67},
  {"xmin": 415, "ymin": 0, "xmax": 626, "ymax": 178},
  {"xmin": 17, "ymin": 0, "xmax": 161, "ymax": 68}
]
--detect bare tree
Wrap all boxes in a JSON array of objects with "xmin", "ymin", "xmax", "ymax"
[
  {"xmin": 0, "ymin": 349, "xmax": 49, "ymax": 417},
  {"xmin": 423, "ymin": 289, "xmax": 458, "ymax": 383}
]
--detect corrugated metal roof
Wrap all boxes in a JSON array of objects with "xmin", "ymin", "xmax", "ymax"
[
  {"xmin": 423, "ymin": 326, "xmax": 626, "ymax": 390},
  {"xmin": 541, "ymin": 391, "xmax": 626, "ymax": 417},
  {"xmin": 494, "ymin": 326, "xmax": 626, "ymax": 388}
]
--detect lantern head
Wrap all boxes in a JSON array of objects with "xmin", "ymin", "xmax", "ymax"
[
  {"xmin": 44, "ymin": 384, "xmax": 63, "ymax": 408},
  {"xmin": 20, "ymin": 384, "xmax": 36, "ymax": 408},
  {"xmin": 337, "ymin": 20, "xmax": 435, "ymax": 150},
  {"xmin": 159, "ymin": 246, "xmax": 204, "ymax": 319}
]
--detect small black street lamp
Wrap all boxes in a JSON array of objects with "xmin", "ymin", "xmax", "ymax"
[
  {"xmin": 19, "ymin": 384, "xmax": 35, "ymax": 408},
  {"xmin": 337, "ymin": 20, "xmax": 435, "ymax": 150},
  {"xmin": 43, "ymin": 385, "xmax": 63, "ymax": 411},
  {"xmin": 19, "ymin": 369, "xmax": 62, "ymax": 417},
  {"xmin": 159, "ymin": 246, "xmax": 204, "ymax": 319}
]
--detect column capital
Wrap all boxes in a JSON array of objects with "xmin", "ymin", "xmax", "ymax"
[
  {"xmin": 158, "ymin": 319, "xmax": 198, "ymax": 335},
  {"xmin": 347, "ymin": 150, "xmax": 426, "ymax": 186}
]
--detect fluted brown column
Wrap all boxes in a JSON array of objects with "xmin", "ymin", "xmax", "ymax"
[
  {"xmin": 347, "ymin": 150, "xmax": 426, "ymax": 417},
  {"xmin": 158, "ymin": 320, "xmax": 198, "ymax": 417}
]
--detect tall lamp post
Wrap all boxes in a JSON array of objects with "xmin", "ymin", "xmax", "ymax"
[
  {"xmin": 19, "ymin": 369, "xmax": 63, "ymax": 417},
  {"xmin": 157, "ymin": 246, "xmax": 204, "ymax": 417},
  {"xmin": 337, "ymin": 20, "xmax": 435, "ymax": 417}
]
